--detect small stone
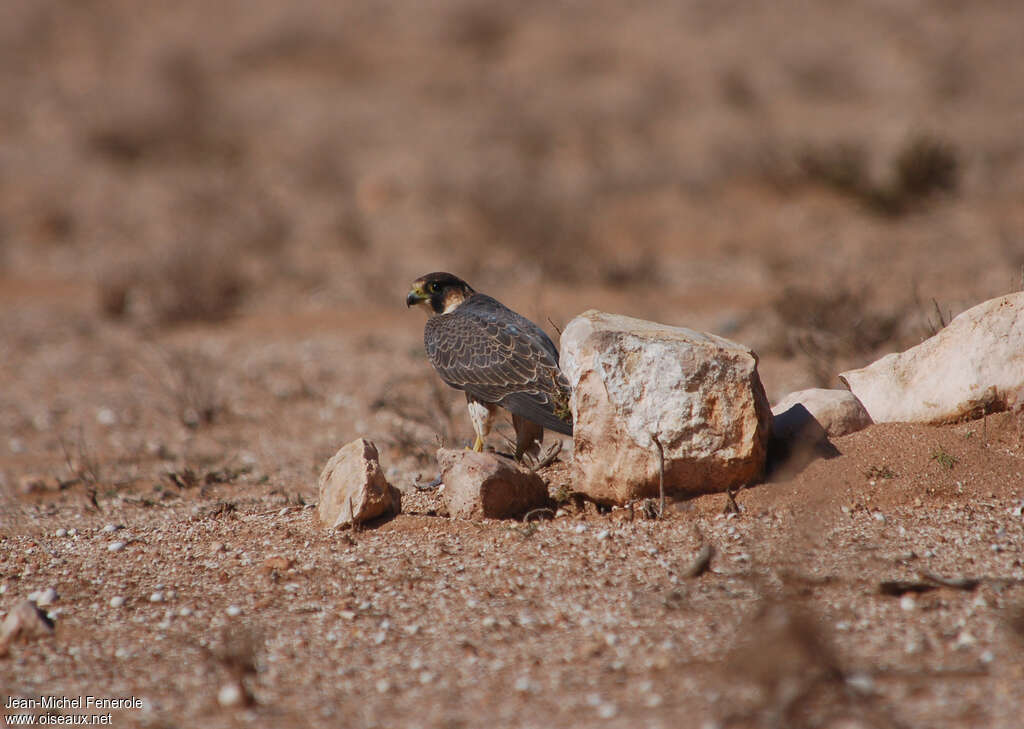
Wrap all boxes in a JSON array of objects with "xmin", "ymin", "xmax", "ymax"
[
  {"xmin": 846, "ymin": 673, "xmax": 875, "ymax": 694},
  {"xmin": 178, "ymin": 607, "xmax": 193, "ymax": 617},
  {"xmin": 108, "ymin": 541, "xmax": 126, "ymax": 552},
  {"xmin": 102, "ymin": 524, "xmax": 124, "ymax": 533},
  {"xmin": 437, "ymin": 449, "xmax": 551, "ymax": 520},
  {"xmin": 149, "ymin": 592, "xmax": 164, "ymax": 603},
  {"xmin": 596, "ymin": 529, "xmax": 610, "ymax": 541},
  {"xmin": 226, "ymin": 605, "xmax": 242, "ymax": 617},
  {"xmin": 110, "ymin": 596, "xmax": 126, "ymax": 608},
  {"xmin": 771, "ymin": 388, "xmax": 872, "ymax": 437},
  {"xmin": 97, "ymin": 408, "xmax": 117, "ymax": 426},
  {"xmin": 0, "ymin": 600, "xmax": 55, "ymax": 656},
  {"xmin": 375, "ymin": 679, "xmax": 391, "ymax": 694},
  {"xmin": 55, "ymin": 528, "xmax": 68, "ymax": 538},
  {"xmin": 514, "ymin": 676, "xmax": 533, "ymax": 693},
  {"xmin": 217, "ymin": 682, "xmax": 245, "ymax": 708},
  {"xmin": 68, "ymin": 528, "xmax": 77, "ymax": 536},
  {"xmin": 29, "ymin": 587, "xmax": 58, "ymax": 607},
  {"xmin": 980, "ymin": 650, "xmax": 995, "ymax": 664},
  {"xmin": 596, "ymin": 703, "xmax": 618, "ymax": 719},
  {"xmin": 574, "ymin": 524, "xmax": 587, "ymax": 534},
  {"xmin": 900, "ymin": 595, "xmax": 916, "ymax": 611},
  {"xmin": 954, "ymin": 631, "xmax": 976, "ymax": 649},
  {"xmin": 317, "ymin": 439, "xmax": 401, "ymax": 529}
]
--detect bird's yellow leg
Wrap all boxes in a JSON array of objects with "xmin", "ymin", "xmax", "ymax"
[{"xmin": 471, "ymin": 435, "xmax": 484, "ymax": 452}]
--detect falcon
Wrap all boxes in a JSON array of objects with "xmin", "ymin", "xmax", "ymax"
[{"xmin": 406, "ymin": 272, "xmax": 572, "ymax": 459}]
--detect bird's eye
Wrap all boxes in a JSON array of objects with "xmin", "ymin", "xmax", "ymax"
[{"xmin": 429, "ymin": 282, "xmax": 441, "ymax": 294}]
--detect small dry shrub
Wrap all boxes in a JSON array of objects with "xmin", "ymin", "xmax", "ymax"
[
  {"xmin": 156, "ymin": 347, "xmax": 224, "ymax": 429},
  {"xmin": 98, "ymin": 241, "xmax": 248, "ymax": 325},
  {"xmin": 772, "ymin": 284, "xmax": 900, "ymax": 385},
  {"xmin": 797, "ymin": 133, "xmax": 959, "ymax": 216}
]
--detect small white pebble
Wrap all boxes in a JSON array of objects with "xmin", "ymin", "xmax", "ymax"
[
  {"xmin": 873, "ymin": 512, "xmax": 886, "ymax": 523},
  {"xmin": 372, "ymin": 631, "xmax": 386, "ymax": 645},
  {"xmin": 110, "ymin": 596, "xmax": 126, "ymax": 608},
  {"xmin": 375, "ymin": 679, "xmax": 391, "ymax": 694},
  {"xmin": 226, "ymin": 605, "xmax": 242, "ymax": 617},
  {"xmin": 980, "ymin": 650, "xmax": 995, "ymax": 664},
  {"xmin": 149, "ymin": 592, "xmax": 164, "ymax": 603},
  {"xmin": 96, "ymin": 408, "xmax": 117, "ymax": 426},
  {"xmin": 403, "ymin": 624, "xmax": 420, "ymax": 635},
  {"xmin": 597, "ymin": 703, "xmax": 618, "ymax": 719},
  {"xmin": 482, "ymin": 616, "xmax": 497, "ymax": 628},
  {"xmin": 954, "ymin": 631, "xmax": 976, "ymax": 649},
  {"xmin": 574, "ymin": 524, "xmax": 587, "ymax": 534},
  {"xmin": 514, "ymin": 676, "xmax": 532, "ymax": 693},
  {"xmin": 900, "ymin": 595, "xmax": 916, "ymax": 611},
  {"xmin": 418, "ymin": 671, "xmax": 435, "ymax": 685},
  {"xmin": 217, "ymin": 682, "xmax": 244, "ymax": 707},
  {"xmin": 596, "ymin": 529, "xmax": 610, "ymax": 541},
  {"xmin": 846, "ymin": 673, "xmax": 874, "ymax": 694},
  {"xmin": 585, "ymin": 694, "xmax": 602, "ymax": 707},
  {"xmin": 645, "ymin": 694, "xmax": 663, "ymax": 708},
  {"xmin": 102, "ymin": 523, "xmax": 123, "ymax": 534},
  {"xmin": 32, "ymin": 587, "xmax": 59, "ymax": 607},
  {"xmin": 55, "ymin": 528, "xmax": 68, "ymax": 538},
  {"xmin": 278, "ymin": 507, "xmax": 289, "ymax": 517},
  {"xmin": 107, "ymin": 541, "xmax": 126, "ymax": 552},
  {"xmin": 178, "ymin": 607, "xmax": 192, "ymax": 617}
]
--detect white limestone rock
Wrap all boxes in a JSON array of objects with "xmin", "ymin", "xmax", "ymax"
[
  {"xmin": 317, "ymin": 439, "xmax": 401, "ymax": 529},
  {"xmin": 560, "ymin": 310, "xmax": 773, "ymax": 504},
  {"xmin": 772, "ymin": 388, "xmax": 872, "ymax": 437},
  {"xmin": 840, "ymin": 293, "xmax": 1024, "ymax": 423}
]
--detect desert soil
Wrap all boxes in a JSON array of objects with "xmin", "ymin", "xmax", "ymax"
[{"xmin": 2, "ymin": 1, "xmax": 1024, "ymax": 727}]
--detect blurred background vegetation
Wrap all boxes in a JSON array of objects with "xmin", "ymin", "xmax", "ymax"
[{"xmin": 1, "ymin": 0, "xmax": 1022, "ymax": 388}]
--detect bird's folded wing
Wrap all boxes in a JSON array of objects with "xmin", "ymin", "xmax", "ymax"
[{"xmin": 425, "ymin": 310, "xmax": 572, "ymax": 435}]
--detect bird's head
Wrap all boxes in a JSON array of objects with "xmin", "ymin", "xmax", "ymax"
[{"xmin": 406, "ymin": 272, "xmax": 475, "ymax": 316}]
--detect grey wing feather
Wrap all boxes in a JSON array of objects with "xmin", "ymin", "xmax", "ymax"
[{"xmin": 424, "ymin": 295, "xmax": 572, "ymax": 435}]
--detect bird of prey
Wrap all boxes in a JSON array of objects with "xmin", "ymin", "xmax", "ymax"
[{"xmin": 406, "ymin": 272, "xmax": 572, "ymax": 459}]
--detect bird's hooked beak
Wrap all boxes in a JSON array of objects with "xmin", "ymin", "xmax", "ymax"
[{"xmin": 406, "ymin": 286, "xmax": 428, "ymax": 308}]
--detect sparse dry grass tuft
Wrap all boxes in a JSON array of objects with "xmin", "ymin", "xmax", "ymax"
[
  {"xmin": 772, "ymin": 284, "xmax": 900, "ymax": 386},
  {"xmin": 797, "ymin": 133, "xmax": 960, "ymax": 216},
  {"xmin": 157, "ymin": 347, "xmax": 225, "ymax": 429}
]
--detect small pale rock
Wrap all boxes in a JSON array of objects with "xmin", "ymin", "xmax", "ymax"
[
  {"xmin": 437, "ymin": 449, "xmax": 550, "ymax": 520},
  {"xmin": 771, "ymin": 388, "xmax": 872, "ymax": 437},
  {"xmin": 108, "ymin": 541, "xmax": 126, "ymax": 552},
  {"xmin": 110, "ymin": 596, "xmax": 126, "ymax": 608},
  {"xmin": 217, "ymin": 681, "xmax": 248, "ymax": 708},
  {"xmin": 149, "ymin": 592, "xmax": 164, "ymax": 603},
  {"xmin": 767, "ymin": 403, "xmax": 839, "ymax": 479},
  {"xmin": 28, "ymin": 588, "xmax": 58, "ymax": 607},
  {"xmin": 840, "ymin": 293, "xmax": 1024, "ymax": 423},
  {"xmin": 0, "ymin": 600, "xmax": 55, "ymax": 656},
  {"xmin": 560, "ymin": 310, "xmax": 772, "ymax": 504},
  {"xmin": 226, "ymin": 605, "xmax": 242, "ymax": 617},
  {"xmin": 55, "ymin": 528, "xmax": 68, "ymax": 538},
  {"xmin": 317, "ymin": 439, "xmax": 401, "ymax": 529}
]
